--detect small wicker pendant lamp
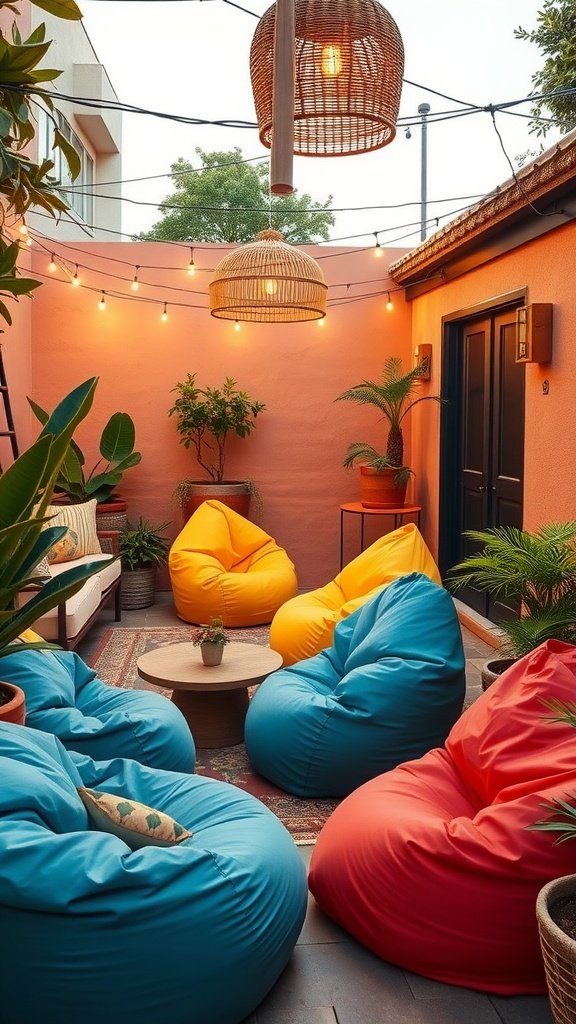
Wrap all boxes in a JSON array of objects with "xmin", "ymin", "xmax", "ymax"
[
  {"xmin": 250, "ymin": 0, "xmax": 404, "ymax": 157},
  {"xmin": 209, "ymin": 229, "xmax": 327, "ymax": 323}
]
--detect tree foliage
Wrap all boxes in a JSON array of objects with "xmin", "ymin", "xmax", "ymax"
[
  {"xmin": 138, "ymin": 147, "xmax": 335, "ymax": 244},
  {"xmin": 515, "ymin": 0, "xmax": 576, "ymax": 137}
]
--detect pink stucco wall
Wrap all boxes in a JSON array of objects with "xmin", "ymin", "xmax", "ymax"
[
  {"xmin": 25, "ymin": 242, "xmax": 412, "ymax": 588},
  {"xmin": 408, "ymin": 220, "xmax": 576, "ymax": 556}
]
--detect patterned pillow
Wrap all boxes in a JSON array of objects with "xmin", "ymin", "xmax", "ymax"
[
  {"xmin": 78, "ymin": 787, "xmax": 192, "ymax": 850},
  {"xmin": 46, "ymin": 499, "xmax": 102, "ymax": 564},
  {"xmin": 31, "ymin": 555, "xmax": 51, "ymax": 579}
]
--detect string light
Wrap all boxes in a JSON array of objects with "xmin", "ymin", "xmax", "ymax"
[
  {"xmin": 48, "ymin": 253, "xmax": 57, "ymax": 273},
  {"xmin": 131, "ymin": 266, "xmax": 140, "ymax": 291},
  {"xmin": 234, "ymin": 319, "xmax": 241, "ymax": 332},
  {"xmin": 317, "ymin": 316, "xmax": 325, "ymax": 327},
  {"xmin": 72, "ymin": 265, "xmax": 80, "ymax": 287},
  {"xmin": 386, "ymin": 292, "xmax": 394, "ymax": 311},
  {"xmin": 19, "ymin": 221, "xmax": 28, "ymax": 237},
  {"xmin": 161, "ymin": 301, "xmax": 168, "ymax": 322},
  {"xmin": 98, "ymin": 291, "xmax": 106, "ymax": 311},
  {"xmin": 373, "ymin": 232, "xmax": 383, "ymax": 258},
  {"xmin": 187, "ymin": 247, "xmax": 195, "ymax": 276}
]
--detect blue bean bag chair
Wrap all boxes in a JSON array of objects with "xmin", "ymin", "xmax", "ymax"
[
  {"xmin": 245, "ymin": 573, "xmax": 466, "ymax": 797},
  {"xmin": 0, "ymin": 723, "xmax": 307, "ymax": 1024},
  {"xmin": 0, "ymin": 646, "xmax": 195, "ymax": 772}
]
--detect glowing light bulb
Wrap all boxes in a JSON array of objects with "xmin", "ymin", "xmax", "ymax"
[
  {"xmin": 48, "ymin": 254, "xmax": 57, "ymax": 273},
  {"xmin": 234, "ymin": 320, "xmax": 241, "ymax": 332},
  {"xmin": 19, "ymin": 222, "xmax": 28, "ymax": 237},
  {"xmin": 263, "ymin": 278, "xmax": 277, "ymax": 297},
  {"xmin": 373, "ymin": 233, "xmax": 383, "ymax": 258},
  {"xmin": 386, "ymin": 292, "xmax": 394, "ymax": 312},
  {"xmin": 98, "ymin": 292, "xmax": 106, "ymax": 311},
  {"xmin": 321, "ymin": 44, "xmax": 342, "ymax": 77},
  {"xmin": 25, "ymin": 236, "xmax": 33, "ymax": 247},
  {"xmin": 72, "ymin": 266, "xmax": 80, "ymax": 287},
  {"xmin": 161, "ymin": 302, "xmax": 168, "ymax": 323},
  {"xmin": 187, "ymin": 247, "xmax": 196, "ymax": 276},
  {"xmin": 131, "ymin": 266, "xmax": 139, "ymax": 291},
  {"xmin": 317, "ymin": 317, "xmax": 325, "ymax": 328}
]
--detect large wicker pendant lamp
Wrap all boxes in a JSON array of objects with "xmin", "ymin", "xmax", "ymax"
[
  {"xmin": 250, "ymin": 0, "xmax": 405, "ymax": 157},
  {"xmin": 209, "ymin": 229, "xmax": 327, "ymax": 323}
]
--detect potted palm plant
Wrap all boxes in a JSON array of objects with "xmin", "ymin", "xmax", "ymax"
[
  {"xmin": 335, "ymin": 357, "xmax": 441, "ymax": 508},
  {"xmin": 168, "ymin": 374, "xmax": 265, "ymax": 519},
  {"xmin": 28, "ymin": 395, "xmax": 142, "ymax": 531},
  {"xmin": 192, "ymin": 617, "xmax": 229, "ymax": 666},
  {"xmin": 449, "ymin": 522, "xmax": 576, "ymax": 689},
  {"xmin": 0, "ymin": 377, "xmax": 113, "ymax": 725},
  {"xmin": 119, "ymin": 517, "xmax": 171, "ymax": 610}
]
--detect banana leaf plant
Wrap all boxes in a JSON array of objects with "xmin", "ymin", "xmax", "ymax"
[
  {"xmin": 0, "ymin": 376, "xmax": 114, "ymax": 657},
  {"xmin": 28, "ymin": 398, "xmax": 141, "ymax": 503}
]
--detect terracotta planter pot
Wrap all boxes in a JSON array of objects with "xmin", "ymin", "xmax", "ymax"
[
  {"xmin": 536, "ymin": 875, "xmax": 576, "ymax": 1024},
  {"xmin": 480, "ymin": 657, "xmax": 516, "ymax": 691},
  {"xmin": 359, "ymin": 467, "xmax": 408, "ymax": 509},
  {"xmin": 180, "ymin": 481, "xmax": 251, "ymax": 521},
  {"xmin": 200, "ymin": 643, "xmax": 224, "ymax": 666},
  {"xmin": 0, "ymin": 681, "xmax": 26, "ymax": 725}
]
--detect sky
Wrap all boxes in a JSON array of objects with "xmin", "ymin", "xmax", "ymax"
[{"xmin": 79, "ymin": 0, "xmax": 559, "ymax": 249}]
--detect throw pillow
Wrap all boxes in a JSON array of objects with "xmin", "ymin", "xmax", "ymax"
[
  {"xmin": 46, "ymin": 500, "xmax": 102, "ymax": 563},
  {"xmin": 77, "ymin": 787, "xmax": 192, "ymax": 850},
  {"xmin": 31, "ymin": 555, "xmax": 51, "ymax": 578}
]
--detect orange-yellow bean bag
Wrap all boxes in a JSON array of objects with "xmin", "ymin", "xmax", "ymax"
[
  {"xmin": 169, "ymin": 499, "xmax": 298, "ymax": 627},
  {"xmin": 309, "ymin": 640, "xmax": 576, "ymax": 995},
  {"xmin": 269, "ymin": 523, "xmax": 441, "ymax": 665}
]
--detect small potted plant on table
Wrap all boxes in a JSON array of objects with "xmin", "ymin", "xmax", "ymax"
[
  {"xmin": 335, "ymin": 357, "xmax": 441, "ymax": 508},
  {"xmin": 192, "ymin": 617, "xmax": 229, "ymax": 666},
  {"xmin": 119, "ymin": 517, "xmax": 171, "ymax": 610},
  {"xmin": 168, "ymin": 374, "xmax": 265, "ymax": 519}
]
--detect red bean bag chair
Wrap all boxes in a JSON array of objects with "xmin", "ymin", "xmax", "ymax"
[{"xmin": 308, "ymin": 639, "xmax": 576, "ymax": 995}]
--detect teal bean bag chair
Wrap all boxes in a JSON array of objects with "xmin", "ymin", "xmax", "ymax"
[
  {"xmin": 0, "ymin": 647, "xmax": 195, "ymax": 772},
  {"xmin": 0, "ymin": 723, "xmax": 307, "ymax": 1024},
  {"xmin": 245, "ymin": 573, "xmax": 466, "ymax": 797}
]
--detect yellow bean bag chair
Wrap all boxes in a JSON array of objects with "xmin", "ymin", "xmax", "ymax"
[
  {"xmin": 169, "ymin": 499, "xmax": 298, "ymax": 627},
  {"xmin": 269, "ymin": 523, "xmax": 441, "ymax": 665}
]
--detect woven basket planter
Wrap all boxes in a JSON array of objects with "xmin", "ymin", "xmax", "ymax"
[
  {"xmin": 96, "ymin": 500, "xmax": 128, "ymax": 533},
  {"xmin": 121, "ymin": 567, "xmax": 157, "ymax": 610},
  {"xmin": 536, "ymin": 875, "xmax": 576, "ymax": 1023}
]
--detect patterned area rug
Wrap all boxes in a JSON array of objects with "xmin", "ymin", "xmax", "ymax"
[{"xmin": 88, "ymin": 625, "xmax": 339, "ymax": 844}]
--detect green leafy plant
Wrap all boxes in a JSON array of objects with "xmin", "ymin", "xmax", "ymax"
[
  {"xmin": 0, "ymin": 0, "xmax": 83, "ymax": 323},
  {"xmin": 168, "ymin": 374, "xmax": 265, "ymax": 483},
  {"xmin": 449, "ymin": 523, "xmax": 576, "ymax": 658},
  {"xmin": 335, "ymin": 357, "xmax": 441, "ymax": 485},
  {"xmin": 0, "ymin": 376, "xmax": 111, "ymax": 659},
  {"xmin": 28, "ymin": 397, "xmax": 142, "ymax": 503},
  {"xmin": 530, "ymin": 699, "xmax": 576, "ymax": 841},
  {"xmin": 191, "ymin": 617, "xmax": 229, "ymax": 646},
  {"xmin": 119, "ymin": 518, "xmax": 171, "ymax": 571}
]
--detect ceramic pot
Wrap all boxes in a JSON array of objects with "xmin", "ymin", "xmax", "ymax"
[
  {"xmin": 180, "ymin": 482, "xmax": 251, "ymax": 521},
  {"xmin": 0, "ymin": 682, "xmax": 26, "ymax": 725},
  {"xmin": 200, "ymin": 643, "xmax": 224, "ymax": 667},
  {"xmin": 536, "ymin": 874, "xmax": 576, "ymax": 1024},
  {"xmin": 359, "ymin": 467, "xmax": 408, "ymax": 509},
  {"xmin": 480, "ymin": 657, "xmax": 516, "ymax": 691}
]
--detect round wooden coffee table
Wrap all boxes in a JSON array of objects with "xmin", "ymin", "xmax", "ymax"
[{"xmin": 137, "ymin": 641, "xmax": 282, "ymax": 748}]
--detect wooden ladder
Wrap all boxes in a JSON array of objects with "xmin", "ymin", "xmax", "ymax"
[{"xmin": 0, "ymin": 343, "xmax": 19, "ymax": 470}]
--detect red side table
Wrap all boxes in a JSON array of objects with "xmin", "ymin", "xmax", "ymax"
[{"xmin": 339, "ymin": 502, "xmax": 422, "ymax": 569}]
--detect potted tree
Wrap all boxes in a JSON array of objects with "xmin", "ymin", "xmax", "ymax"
[
  {"xmin": 168, "ymin": 374, "xmax": 265, "ymax": 519},
  {"xmin": 119, "ymin": 517, "xmax": 171, "ymax": 610},
  {"xmin": 28, "ymin": 397, "xmax": 142, "ymax": 531},
  {"xmin": 335, "ymin": 357, "xmax": 441, "ymax": 508},
  {"xmin": 0, "ymin": 378, "xmax": 115, "ymax": 725},
  {"xmin": 192, "ymin": 617, "xmax": 229, "ymax": 666},
  {"xmin": 449, "ymin": 522, "xmax": 576, "ymax": 689}
]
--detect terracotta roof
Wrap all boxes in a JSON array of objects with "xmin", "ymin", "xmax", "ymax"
[{"xmin": 389, "ymin": 127, "xmax": 576, "ymax": 286}]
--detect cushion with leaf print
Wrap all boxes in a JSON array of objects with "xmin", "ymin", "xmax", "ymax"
[{"xmin": 78, "ymin": 786, "xmax": 192, "ymax": 849}]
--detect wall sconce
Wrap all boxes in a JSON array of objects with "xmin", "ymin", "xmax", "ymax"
[
  {"xmin": 414, "ymin": 343, "xmax": 432, "ymax": 381},
  {"xmin": 516, "ymin": 303, "xmax": 553, "ymax": 363}
]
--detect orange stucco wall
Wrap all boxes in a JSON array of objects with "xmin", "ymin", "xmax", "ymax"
[
  {"xmin": 408, "ymin": 220, "xmax": 576, "ymax": 558},
  {"xmin": 24, "ymin": 242, "xmax": 412, "ymax": 588}
]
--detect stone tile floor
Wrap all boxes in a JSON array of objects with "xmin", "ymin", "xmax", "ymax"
[{"xmin": 78, "ymin": 596, "xmax": 553, "ymax": 1024}]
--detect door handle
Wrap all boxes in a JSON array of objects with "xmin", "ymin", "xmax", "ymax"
[{"xmin": 478, "ymin": 485, "xmax": 486, "ymax": 492}]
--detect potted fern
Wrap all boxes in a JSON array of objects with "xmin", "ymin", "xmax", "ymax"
[
  {"xmin": 119, "ymin": 518, "xmax": 171, "ymax": 610},
  {"xmin": 450, "ymin": 522, "xmax": 576, "ymax": 689},
  {"xmin": 168, "ymin": 374, "xmax": 265, "ymax": 519},
  {"xmin": 335, "ymin": 357, "xmax": 441, "ymax": 508}
]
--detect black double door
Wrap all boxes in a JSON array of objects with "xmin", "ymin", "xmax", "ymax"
[{"xmin": 454, "ymin": 309, "xmax": 525, "ymax": 621}]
